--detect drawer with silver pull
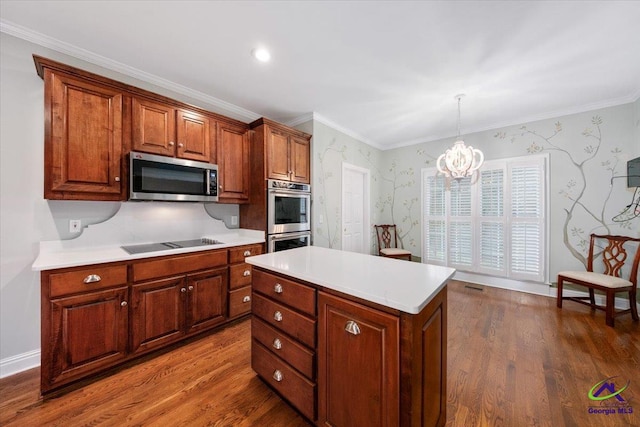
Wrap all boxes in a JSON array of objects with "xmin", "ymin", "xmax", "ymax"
[
  {"xmin": 48, "ymin": 264, "xmax": 128, "ymax": 298},
  {"xmin": 252, "ymin": 317, "xmax": 315, "ymax": 379},
  {"xmin": 229, "ymin": 263, "xmax": 253, "ymax": 289},
  {"xmin": 228, "ymin": 286, "xmax": 252, "ymax": 317},
  {"xmin": 229, "ymin": 244, "xmax": 262, "ymax": 264},
  {"xmin": 251, "ymin": 340, "xmax": 316, "ymax": 421},
  {"xmin": 252, "ymin": 269, "xmax": 316, "ymax": 316},
  {"xmin": 252, "ymin": 292, "xmax": 316, "ymax": 348}
]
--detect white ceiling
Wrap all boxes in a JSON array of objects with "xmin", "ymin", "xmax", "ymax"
[{"xmin": 2, "ymin": 1, "xmax": 639, "ymax": 150}]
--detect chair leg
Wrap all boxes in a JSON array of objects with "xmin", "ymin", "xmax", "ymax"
[
  {"xmin": 557, "ymin": 278, "xmax": 563, "ymax": 308},
  {"xmin": 588, "ymin": 288, "xmax": 596, "ymax": 310},
  {"xmin": 630, "ymin": 288, "xmax": 639, "ymax": 321},
  {"xmin": 605, "ymin": 290, "xmax": 615, "ymax": 327}
]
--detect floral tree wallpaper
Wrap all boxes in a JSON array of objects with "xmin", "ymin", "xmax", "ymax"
[{"xmin": 306, "ymin": 100, "xmax": 639, "ymax": 283}]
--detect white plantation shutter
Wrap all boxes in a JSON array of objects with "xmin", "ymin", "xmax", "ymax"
[
  {"xmin": 423, "ymin": 174, "xmax": 446, "ymax": 264},
  {"xmin": 422, "ymin": 154, "xmax": 546, "ymax": 283}
]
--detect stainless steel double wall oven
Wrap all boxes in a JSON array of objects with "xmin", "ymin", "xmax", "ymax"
[{"xmin": 267, "ymin": 179, "xmax": 311, "ymax": 252}]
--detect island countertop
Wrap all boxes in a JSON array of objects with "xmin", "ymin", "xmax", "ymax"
[{"xmin": 245, "ymin": 246, "xmax": 455, "ymax": 314}]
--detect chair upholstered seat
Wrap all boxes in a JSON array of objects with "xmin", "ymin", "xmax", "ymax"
[
  {"xmin": 380, "ymin": 248, "xmax": 412, "ymax": 257},
  {"xmin": 557, "ymin": 271, "xmax": 632, "ymax": 288}
]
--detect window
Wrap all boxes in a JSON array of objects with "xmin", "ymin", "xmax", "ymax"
[{"xmin": 422, "ymin": 155, "xmax": 547, "ymax": 282}]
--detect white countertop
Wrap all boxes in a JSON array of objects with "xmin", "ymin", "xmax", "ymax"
[
  {"xmin": 245, "ymin": 246, "xmax": 455, "ymax": 314},
  {"xmin": 32, "ymin": 232, "xmax": 265, "ymax": 271}
]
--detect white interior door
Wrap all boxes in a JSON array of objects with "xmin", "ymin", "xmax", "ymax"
[{"xmin": 342, "ymin": 163, "xmax": 370, "ymax": 254}]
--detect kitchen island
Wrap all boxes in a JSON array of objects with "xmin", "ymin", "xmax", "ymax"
[{"xmin": 246, "ymin": 246, "xmax": 455, "ymax": 427}]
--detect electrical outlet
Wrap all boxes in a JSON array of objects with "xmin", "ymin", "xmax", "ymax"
[
  {"xmin": 69, "ymin": 219, "xmax": 81, "ymax": 233},
  {"xmin": 231, "ymin": 215, "xmax": 238, "ymax": 226}
]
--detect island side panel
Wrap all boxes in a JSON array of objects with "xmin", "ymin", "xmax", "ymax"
[{"xmin": 400, "ymin": 284, "xmax": 447, "ymax": 427}]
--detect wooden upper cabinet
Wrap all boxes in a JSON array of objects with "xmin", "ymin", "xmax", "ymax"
[
  {"xmin": 43, "ymin": 68, "xmax": 126, "ymax": 200},
  {"xmin": 217, "ymin": 121, "xmax": 250, "ymax": 203},
  {"xmin": 253, "ymin": 119, "xmax": 311, "ymax": 184},
  {"xmin": 132, "ymin": 97, "xmax": 176, "ymax": 157},
  {"xmin": 132, "ymin": 98, "xmax": 212, "ymax": 162}
]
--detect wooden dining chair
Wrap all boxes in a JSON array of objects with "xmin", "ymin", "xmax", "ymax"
[
  {"xmin": 557, "ymin": 234, "xmax": 640, "ymax": 327},
  {"xmin": 374, "ymin": 224, "xmax": 412, "ymax": 261}
]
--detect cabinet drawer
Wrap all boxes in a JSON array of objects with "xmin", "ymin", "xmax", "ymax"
[
  {"xmin": 252, "ymin": 293, "xmax": 316, "ymax": 348},
  {"xmin": 252, "ymin": 317, "xmax": 315, "ymax": 380},
  {"xmin": 253, "ymin": 270, "xmax": 316, "ymax": 316},
  {"xmin": 252, "ymin": 340, "xmax": 316, "ymax": 421},
  {"xmin": 133, "ymin": 250, "xmax": 227, "ymax": 282},
  {"xmin": 229, "ymin": 244, "xmax": 262, "ymax": 264},
  {"xmin": 229, "ymin": 263, "xmax": 253, "ymax": 290},
  {"xmin": 229, "ymin": 286, "xmax": 252, "ymax": 318},
  {"xmin": 49, "ymin": 265, "xmax": 127, "ymax": 298}
]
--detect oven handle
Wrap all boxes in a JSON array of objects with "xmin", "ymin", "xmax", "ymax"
[
  {"xmin": 268, "ymin": 188, "xmax": 311, "ymax": 197},
  {"xmin": 269, "ymin": 231, "xmax": 312, "ymax": 241}
]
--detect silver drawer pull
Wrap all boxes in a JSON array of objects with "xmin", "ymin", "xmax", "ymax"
[
  {"xmin": 345, "ymin": 320, "xmax": 361, "ymax": 336},
  {"xmin": 188, "ymin": 286, "xmax": 194, "ymax": 291},
  {"xmin": 120, "ymin": 301, "xmax": 127, "ymax": 307},
  {"xmin": 274, "ymin": 311, "xmax": 283, "ymax": 322},
  {"xmin": 273, "ymin": 370, "xmax": 283, "ymax": 382},
  {"xmin": 243, "ymin": 250, "xmax": 251, "ymax": 257},
  {"xmin": 243, "ymin": 270, "xmax": 251, "ymax": 277},
  {"xmin": 83, "ymin": 274, "xmax": 101, "ymax": 284},
  {"xmin": 273, "ymin": 338, "xmax": 282, "ymax": 350},
  {"xmin": 181, "ymin": 287, "xmax": 187, "ymax": 293},
  {"xmin": 274, "ymin": 283, "xmax": 283, "ymax": 294},
  {"xmin": 242, "ymin": 295, "xmax": 251, "ymax": 303}
]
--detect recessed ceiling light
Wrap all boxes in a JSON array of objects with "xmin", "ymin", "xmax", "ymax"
[{"xmin": 251, "ymin": 48, "xmax": 271, "ymax": 62}]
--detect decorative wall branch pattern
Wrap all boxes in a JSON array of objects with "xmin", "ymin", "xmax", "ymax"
[
  {"xmin": 315, "ymin": 138, "xmax": 347, "ymax": 249},
  {"xmin": 495, "ymin": 116, "xmax": 637, "ymax": 267}
]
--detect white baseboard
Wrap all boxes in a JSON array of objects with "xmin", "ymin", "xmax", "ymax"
[
  {"xmin": 453, "ymin": 271, "xmax": 640, "ymax": 311},
  {"xmin": 0, "ymin": 349, "xmax": 40, "ymax": 379}
]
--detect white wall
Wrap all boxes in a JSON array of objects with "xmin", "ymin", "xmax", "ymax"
[{"xmin": 0, "ymin": 33, "xmax": 240, "ymax": 376}]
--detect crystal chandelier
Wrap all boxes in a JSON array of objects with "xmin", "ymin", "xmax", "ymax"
[{"xmin": 436, "ymin": 94, "xmax": 484, "ymax": 179}]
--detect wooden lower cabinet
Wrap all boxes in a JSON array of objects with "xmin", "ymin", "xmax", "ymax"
[
  {"xmin": 227, "ymin": 244, "xmax": 263, "ymax": 319},
  {"xmin": 318, "ymin": 292, "xmax": 399, "ymax": 427},
  {"xmin": 250, "ymin": 268, "xmax": 448, "ymax": 427},
  {"xmin": 40, "ymin": 245, "xmax": 257, "ymax": 394},
  {"xmin": 41, "ymin": 286, "xmax": 129, "ymax": 392}
]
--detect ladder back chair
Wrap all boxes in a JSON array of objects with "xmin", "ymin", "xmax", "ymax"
[
  {"xmin": 557, "ymin": 234, "xmax": 640, "ymax": 327},
  {"xmin": 374, "ymin": 224, "xmax": 412, "ymax": 261}
]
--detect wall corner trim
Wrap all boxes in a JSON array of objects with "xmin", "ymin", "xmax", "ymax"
[{"xmin": 0, "ymin": 348, "xmax": 40, "ymax": 379}]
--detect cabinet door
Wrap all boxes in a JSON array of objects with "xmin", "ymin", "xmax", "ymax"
[
  {"xmin": 176, "ymin": 109, "xmax": 212, "ymax": 162},
  {"xmin": 46, "ymin": 70, "xmax": 124, "ymax": 200},
  {"xmin": 44, "ymin": 287, "xmax": 128, "ymax": 391},
  {"xmin": 266, "ymin": 127, "xmax": 291, "ymax": 181},
  {"xmin": 318, "ymin": 292, "xmax": 400, "ymax": 427},
  {"xmin": 217, "ymin": 122, "xmax": 250, "ymax": 202},
  {"xmin": 132, "ymin": 97, "xmax": 176, "ymax": 157},
  {"xmin": 185, "ymin": 267, "xmax": 227, "ymax": 334},
  {"xmin": 131, "ymin": 276, "xmax": 186, "ymax": 355},
  {"xmin": 290, "ymin": 135, "xmax": 311, "ymax": 183}
]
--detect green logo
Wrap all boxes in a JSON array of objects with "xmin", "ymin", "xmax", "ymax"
[{"xmin": 588, "ymin": 377, "xmax": 629, "ymax": 402}]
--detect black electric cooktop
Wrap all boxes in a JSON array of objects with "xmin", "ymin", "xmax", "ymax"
[{"xmin": 121, "ymin": 238, "xmax": 224, "ymax": 255}]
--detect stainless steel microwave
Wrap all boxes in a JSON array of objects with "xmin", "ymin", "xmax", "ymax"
[{"xmin": 129, "ymin": 151, "xmax": 218, "ymax": 202}]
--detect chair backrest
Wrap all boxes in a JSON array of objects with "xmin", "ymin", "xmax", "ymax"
[
  {"xmin": 374, "ymin": 224, "xmax": 400, "ymax": 251},
  {"xmin": 588, "ymin": 234, "xmax": 640, "ymax": 286}
]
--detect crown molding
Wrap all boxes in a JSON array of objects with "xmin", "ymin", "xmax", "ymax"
[
  {"xmin": 284, "ymin": 113, "xmax": 314, "ymax": 128},
  {"xmin": 311, "ymin": 113, "xmax": 385, "ymax": 150},
  {"xmin": 0, "ymin": 19, "xmax": 261, "ymax": 122}
]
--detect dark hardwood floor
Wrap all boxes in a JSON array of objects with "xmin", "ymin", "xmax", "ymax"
[{"xmin": 1, "ymin": 281, "xmax": 638, "ymax": 426}]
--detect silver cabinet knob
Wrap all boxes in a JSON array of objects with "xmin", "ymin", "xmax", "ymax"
[
  {"xmin": 115, "ymin": 176, "xmax": 120, "ymax": 182},
  {"xmin": 181, "ymin": 287, "xmax": 187, "ymax": 293},
  {"xmin": 243, "ymin": 250, "xmax": 251, "ymax": 257},
  {"xmin": 178, "ymin": 142, "xmax": 184, "ymax": 148},
  {"xmin": 242, "ymin": 295, "xmax": 251, "ymax": 303},
  {"xmin": 345, "ymin": 320, "xmax": 361, "ymax": 335},
  {"xmin": 169, "ymin": 141, "xmax": 175, "ymax": 146},
  {"xmin": 273, "ymin": 311, "xmax": 283, "ymax": 322},
  {"xmin": 272, "ymin": 338, "xmax": 282, "ymax": 350},
  {"xmin": 273, "ymin": 370, "xmax": 283, "ymax": 382},
  {"xmin": 274, "ymin": 283, "xmax": 283, "ymax": 294},
  {"xmin": 83, "ymin": 274, "xmax": 101, "ymax": 284},
  {"xmin": 188, "ymin": 285, "xmax": 194, "ymax": 291},
  {"xmin": 120, "ymin": 301, "xmax": 127, "ymax": 307},
  {"xmin": 243, "ymin": 270, "xmax": 251, "ymax": 277}
]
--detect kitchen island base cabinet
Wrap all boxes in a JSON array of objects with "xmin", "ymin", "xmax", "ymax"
[{"xmin": 318, "ymin": 292, "xmax": 399, "ymax": 427}]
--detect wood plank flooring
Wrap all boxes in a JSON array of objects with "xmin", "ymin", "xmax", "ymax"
[{"xmin": 1, "ymin": 281, "xmax": 638, "ymax": 426}]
